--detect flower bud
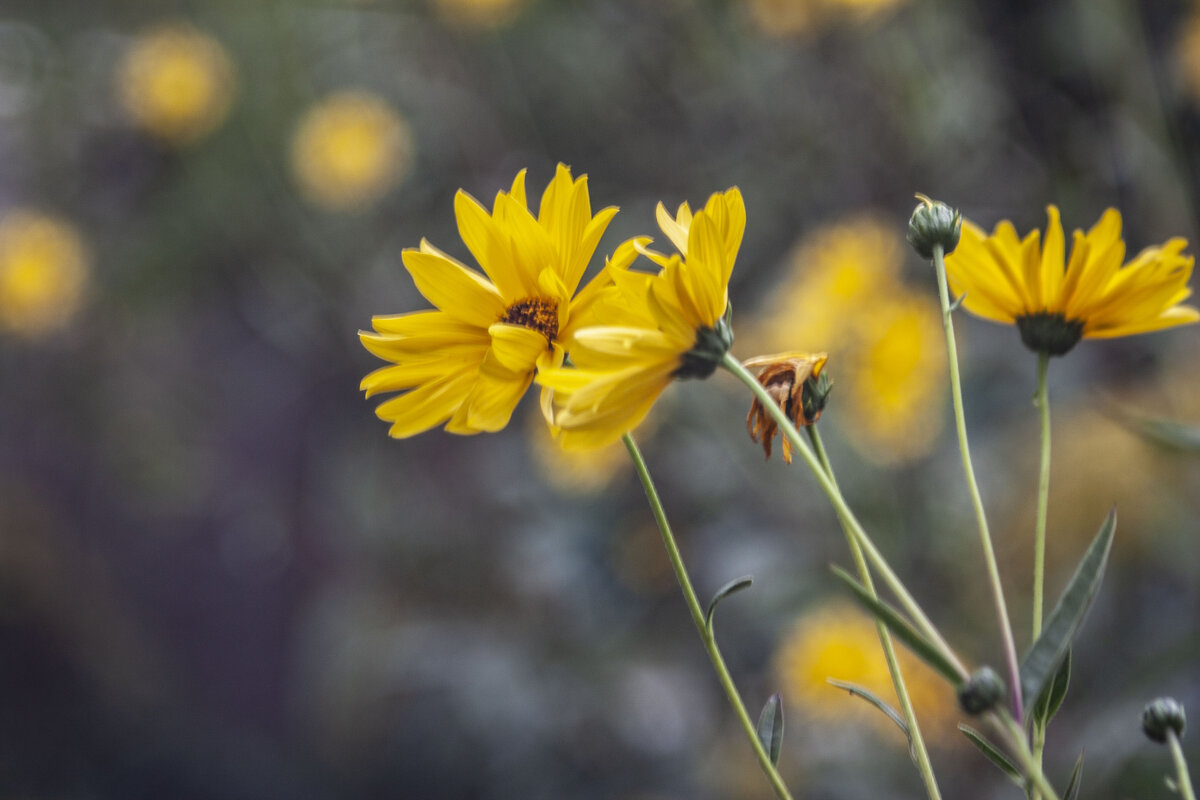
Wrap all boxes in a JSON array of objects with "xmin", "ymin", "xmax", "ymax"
[
  {"xmin": 1143, "ymin": 697, "xmax": 1187, "ymax": 743},
  {"xmin": 957, "ymin": 666, "xmax": 1006, "ymax": 716},
  {"xmin": 801, "ymin": 371, "xmax": 833, "ymax": 424},
  {"xmin": 907, "ymin": 194, "xmax": 962, "ymax": 260}
]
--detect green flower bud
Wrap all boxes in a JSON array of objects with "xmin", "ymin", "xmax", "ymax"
[
  {"xmin": 957, "ymin": 666, "xmax": 1006, "ymax": 716},
  {"xmin": 1143, "ymin": 697, "xmax": 1187, "ymax": 743},
  {"xmin": 907, "ymin": 194, "xmax": 962, "ymax": 260},
  {"xmin": 676, "ymin": 304, "xmax": 735, "ymax": 380},
  {"xmin": 801, "ymin": 371, "xmax": 833, "ymax": 423}
]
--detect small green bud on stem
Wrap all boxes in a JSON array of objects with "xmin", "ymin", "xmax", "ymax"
[
  {"xmin": 957, "ymin": 666, "xmax": 1006, "ymax": 716},
  {"xmin": 1143, "ymin": 697, "xmax": 1187, "ymax": 744},
  {"xmin": 908, "ymin": 194, "xmax": 962, "ymax": 260}
]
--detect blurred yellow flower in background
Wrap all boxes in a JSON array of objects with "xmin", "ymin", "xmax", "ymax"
[
  {"xmin": 1176, "ymin": 11, "xmax": 1200, "ymax": 101},
  {"xmin": 117, "ymin": 24, "xmax": 236, "ymax": 146},
  {"xmin": 774, "ymin": 601, "xmax": 953, "ymax": 738},
  {"xmin": 291, "ymin": 91, "xmax": 415, "ymax": 212},
  {"xmin": 742, "ymin": 0, "xmax": 906, "ymax": 38},
  {"xmin": 0, "ymin": 211, "xmax": 89, "ymax": 337},
  {"xmin": 527, "ymin": 406, "xmax": 632, "ymax": 494},
  {"xmin": 434, "ymin": 0, "xmax": 529, "ymax": 29},
  {"xmin": 749, "ymin": 215, "xmax": 946, "ymax": 465}
]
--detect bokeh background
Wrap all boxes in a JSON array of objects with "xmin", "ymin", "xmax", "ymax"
[{"xmin": 2, "ymin": 0, "xmax": 1199, "ymax": 797}]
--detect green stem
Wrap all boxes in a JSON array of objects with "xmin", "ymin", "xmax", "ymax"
[
  {"xmin": 808, "ymin": 426, "xmax": 943, "ymax": 800},
  {"xmin": 991, "ymin": 712, "xmax": 1062, "ymax": 800},
  {"xmin": 621, "ymin": 433, "xmax": 795, "ymax": 800},
  {"xmin": 721, "ymin": 352, "xmax": 969, "ymax": 682},
  {"xmin": 932, "ymin": 243, "xmax": 1024, "ymax": 722},
  {"xmin": 1169, "ymin": 731, "xmax": 1198, "ymax": 800},
  {"xmin": 1032, "ymin": 351, "xmax": 1052, "ymax": 778}
]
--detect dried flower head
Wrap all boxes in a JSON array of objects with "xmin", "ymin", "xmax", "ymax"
[{"xmin": 744, "ymin": 352, "xmax": 829, "ymax": 463}]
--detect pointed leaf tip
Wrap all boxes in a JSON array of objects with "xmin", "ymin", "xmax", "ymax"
[{"xmin": 1020, "ymin": 510, "xmax": 1116, "ymax": 706}]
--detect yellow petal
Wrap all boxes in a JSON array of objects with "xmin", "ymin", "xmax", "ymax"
[
  {"xmin": 488, "ymin": 322, "xmax": 550, "ymax": 372},
  {"xmin": 374, "ymin": 371, "xmax": 477, "ymax": 438},
  {"xmin": 403, "ymin": 242, "xmax": 505, "ymax": 326},
  {"xmin": 454, "ymin": 190, "xmax": 525, "ymax": 300},
  {"xmin": 656, "ymin": 201, "xmax": 691, "ymax": 255},
  {"xmin": 464, "ymin": 350, "xmax": 533, "ymax": 432}
]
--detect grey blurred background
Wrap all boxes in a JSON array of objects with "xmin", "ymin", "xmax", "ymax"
[{"xmin": 1, "ymin": 0, "xmax": 1198, "ymax": 797}]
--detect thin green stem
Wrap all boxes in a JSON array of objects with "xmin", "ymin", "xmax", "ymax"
[
  {"xmin": 621, "ymin": 433, "xmax": 795, "ymax": 800},
  {"xmin": 990, "ymin": 712, "xmax": 1062, "ymax": 800},
  {"xmin": 932, "ymin": 243, "xmax": 1024, "ymax": 722},
  {"xmin": 722, "ymin": 352, "xmax": 969, "ymax": 682},
  {"xmin": 1032, "ymin": 351, "xmax": 1052, "ymax": 778},
  {"xmin": 1032, "ymin": 352, "xmax": 1051, "ymax": 639},
  {"xmin": 808, "ymin": 426, "xmax": 943, "ymax": 800},
  {"xmin": 1169, "ymin": 731, "xmax": 1198, "ymax": 800}
]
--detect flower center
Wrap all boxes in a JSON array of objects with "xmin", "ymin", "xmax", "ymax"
[
  {"xmin": 501, "ymin": 297, "xmax": 559, "ymax": 343},
  {"xmin": 1015, "ymin": 311, "xmax": 1085, "ymax": 357}
]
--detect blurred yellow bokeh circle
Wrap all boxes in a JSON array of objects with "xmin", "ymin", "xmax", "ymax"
[
  {"xmin": 434, "ymin": 0, "xmax": 528, "ymax": 28},
  {"xmin": 290, "ymin": 91, "xmax": 415, "ymax": 212},
  {"xmin": 117, "ymin": 24, "xmax": 236, "ymax": 146},
  {"xmin": 0, "ymin": 211, "xmax": 89, "ymax": 338}
]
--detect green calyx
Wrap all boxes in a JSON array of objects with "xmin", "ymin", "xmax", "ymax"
[
  {"xmin": 801, "ymin": 371, "xmax": 833, "ymax": 422},
  {"xmin": 676, "ymin": 305, "xmax": 735, "ymax": 380},
  {"xmin": 907, "ymin": 194, "xmax": 962, "ymax": 260},
  {"xmin": 1143, "ymin": 697, "xmax": 1187, "ymax": 743},
  {"xmin": 1016, "ymin": 312, "xmax": 1085, "ymax": 357}
]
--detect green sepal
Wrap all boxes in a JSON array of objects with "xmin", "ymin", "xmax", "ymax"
[
  {"xmin": 827, "ymin": 679, "xmax": 908, "ymax": 739},
  {"xmin": 958, "ymin": 724, "xmax": 1023, "ymax": 785},
  {"xmin": 756, "ymin": 693, "xmax": 784, "ymax": 766},
  {"xmin": 704, "ymin": 576, "xmax": 752, "ymax": 636},
  {"xmin": 1020, "ymin": 510, "xmax": 1116, "ymax": 708},
  {"xmin": 830, "ymin": 565, "xmax": 962, "ymax": 685}
]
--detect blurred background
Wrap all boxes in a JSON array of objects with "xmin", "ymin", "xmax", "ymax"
[{"xmin": 1, "ymin": 0, "xmax": 1199, "ymax": 797}]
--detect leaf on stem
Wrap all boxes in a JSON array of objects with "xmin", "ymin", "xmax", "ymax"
[
  {"xmin": 1032, "ymin": 648, "xmax": 1071, "ymax": 729},
  {"xmin": 958, "ymin": 724, "xmax": 1023, "ymax": 784},
  {"xmin": 756, "ymin": 693, "xmax": 784, "ymax": 766},
  {"xmin": 704, "ymin": 576, "xmax": 753, "ymax": 635},
  {"xmin": 827, "ymin": 679, "xmax": 909, "ymax": 739},
  {"xmin": 1020, "ymin": 510, "xmax": 1116, "ymax": 707},
  {"xmin": 830, "ymin": 565, "xmax": 962, "ymax": 685},
  {"xmin": 1113, "ymin": 410, "xmax": 1200, "ymax": 454},
  {"xmin": 1064, "ymin": 749, "xmax": 1084, "ymax": 800}
]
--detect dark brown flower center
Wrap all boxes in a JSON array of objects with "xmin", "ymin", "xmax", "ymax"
[{"xmin": 501, "ymin": 297, "xmax": 559, "ymax": 343}]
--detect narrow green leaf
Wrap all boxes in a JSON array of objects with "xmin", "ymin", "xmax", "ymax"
[
  {"xmin": 827, "ymin": 679, "xmax": 908, "ymax": 738},
  {"xmin": 1020, "ymin": 510, "xmax": 1116, "ymax": 706},
  {"xmin": 830, "ymin": 565, "xmax": 962, "ymax": 685},
  {"xmin": 704, "ymin": 576, "xmax": 752, "ymax": 635},
  {"xmin": 1119, "ymin": 413, "xmax": 1200, "ymax": 454},
  {"xmin": 1064, "ymin": 749, "xmax": 1085, "ymax": 800},
  {"xmin": 958, "ymin": 724, "xmax": 1023, "ymax": 784},
  {"xmin": 1033, "ymin": 648, "xmax": 1071, "ymax": 728},
  {"xmin": 756, "ymin": 693, "xmax": 784, "ymax": 766}
]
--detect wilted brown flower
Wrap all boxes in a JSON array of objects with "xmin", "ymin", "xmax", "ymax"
[{"xmin": 744, "ymin": 352, "xmax": 829, "ymax": 463}]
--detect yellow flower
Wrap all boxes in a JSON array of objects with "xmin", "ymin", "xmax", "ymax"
[
  {"xmin": 774, "ymin": 602, "xmax": 953, "ymax": 738},
  {"xmin": 360, "ymin": 165, "xmax": 620, "ymax": 438},
  {"xmin": 117, "ymin": 24, "xmax": 235, "ymax": 146},
  {"xmin": 840, "ymin": 293, "xmax": 946, "ymax": 465},
  {"xmin": 0, "ymin": 211, "xmax": 89, "ymax": 337},
  {"xmin": 434, "ymin": 0, "xmax": 528, "ymax": 28},
  {"xmin": 946, "ymin": 206, "xmax": 1199, "ymax": 355},
  {"xmin": 742, "ymin": 0, "xmax": 906, "ymax": 38},
  {"xmin": 538, "ymin": 188, "xmax": 745, "ymax": 450},
  {"xmin": 291, "ymin": 91, "xmax": 414, "ymax": 212}
]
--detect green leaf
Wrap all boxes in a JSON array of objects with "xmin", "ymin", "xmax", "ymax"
[
  {"xmin": 1119, "ymin": 413, "xmax": 1200, "ymax": 454},
  {"xmin": 1032, "ymin": 648, "xmax": 1071, "ymax": 729},
  {"xmin": 1064, "ymin": 749, "xmax": 1084, "ymax": 800},
  {"xmin": 1020, "ymin": 510, "xmax": 1116, "ymax": 708},
  {"xmin": 756, "ymin": 693, "xmax": 784, "ymax": 766},
  {"xmin": 830, "ymin": 565, "xmax": 962, "ymax": 685},
  {"xmin": 958, "ymin": 724, "xmax": 1023, "ymax": 784},
  {"xmin": 827, "ymin": 679, "xmax": 908, "ymax": 739},
  {"xmin": 704, "ymin": 576, "xmax": 753, "ymax": 635}
]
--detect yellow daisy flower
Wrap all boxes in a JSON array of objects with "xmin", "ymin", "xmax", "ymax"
[
  {"xmin": 360, "ymin": 165, "xmax": 622, "ymax": 438},
  {"xmin": 946, "ymin": 206, "xmax": 1199, "ymax": 355},
  {"xmin": 538, "ymin": 188, "xmax": 744, "ymax": 450}
]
